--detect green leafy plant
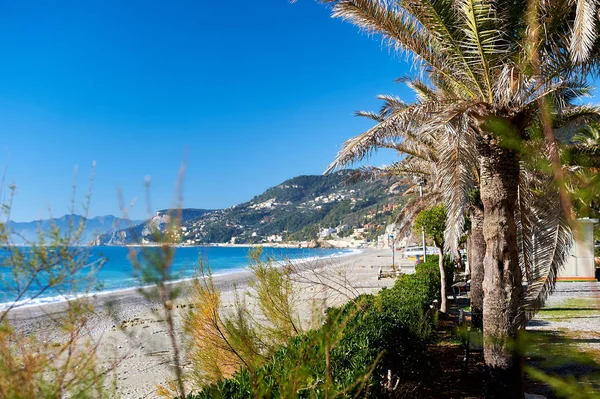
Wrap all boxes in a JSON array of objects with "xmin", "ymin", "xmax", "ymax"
[
  {"xmin": 414, "ymin": 205, "xmax": 450, "ymax": 313},
  {"xmin": 183, "ymin": 255, "xmax": 440, "ymax": 398}
]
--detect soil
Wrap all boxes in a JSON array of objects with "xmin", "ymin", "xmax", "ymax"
[{"xmin": 417, "ymin": 300, "xmax": 486, "ymax": 399}]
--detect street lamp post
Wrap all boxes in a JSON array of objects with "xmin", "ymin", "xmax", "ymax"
[
  {"xmin": 418, "ymin": 179, "xmax": 427, "ymax": 263},
  {"xmin": 389, "ymin": 234, "xmax": 395, "ymax": 268}
]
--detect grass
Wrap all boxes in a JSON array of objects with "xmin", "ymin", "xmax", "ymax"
[
  {"xmin": 525, "ymin": 296, "xmax": 600, "ymax": 396},
  {"xmin": 538, "ymin": 298, "xmax": 600, "ymax": 320}
]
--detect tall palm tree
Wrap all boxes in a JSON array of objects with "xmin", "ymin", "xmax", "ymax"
[
  {"xmin": 311, "ymin": 0, "xmax": 600, "ymax": 396},
  {"xmin": 350, "ymin": 88, "xmax": 573, "ymax": 332}
]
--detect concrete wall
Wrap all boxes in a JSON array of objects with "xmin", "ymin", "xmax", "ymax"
[{"xmin": 558, "ymin": 218, "xmax": 598, "ymax": 281}]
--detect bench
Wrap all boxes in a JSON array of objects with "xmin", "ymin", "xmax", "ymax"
[
  {"xmin": 377, "ymin": 266, "xmax": 402, "ymax": 280},
  {"xmin": 451, "ymin": 281, "xmax": 470, "ymax": 299}
]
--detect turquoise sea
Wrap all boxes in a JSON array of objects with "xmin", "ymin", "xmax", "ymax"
[{"xmin": 0, "ymin": 246, "xmax": 357, "ymax": 310}]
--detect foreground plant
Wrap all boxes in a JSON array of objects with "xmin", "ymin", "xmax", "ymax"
[
  {"xmin": 0, "ymin": 177, "xmax": 115, "ymax": 398},
  {"xmin": 0, "ymin": 301, "xmax": 112, "ymax": 398},
  {"xmin": 183, "ymin": 248, "xmax": 306, "ymax": 389},
  {"xmin": 182, "ymin": 256, "xmax": 441, "ymax": 398}
]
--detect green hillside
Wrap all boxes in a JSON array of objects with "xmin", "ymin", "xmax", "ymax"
[{"xmin": 99, "ymin": 171, "xmax": 404, "ymax": 245}]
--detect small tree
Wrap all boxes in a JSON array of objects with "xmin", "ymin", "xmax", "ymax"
[{"xmin": 414, "ymin": 204, "xmax": 448, "ymax": 313}]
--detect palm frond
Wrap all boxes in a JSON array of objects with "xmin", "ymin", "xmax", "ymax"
[
  {"xmin": 552, "ymin": 105, "xmax": 600, "ymax": 130},
  {"xmin": 396, "ymin": 76, "xmax": 439, "ymax": 101},
  {"xmin": 437, "ymin": 115, "xmax": 479, "ymax": 256},
  {"xmin": 376, "ymin": 94, "xmax": 409, "ymax": 118},
  {"xmin": 379, "ymin": 158, "xmax": 435, "ymax": 178},
  {"xmin": 455, "ymin": 0, "xmax": 505, "ymax": 102},
  {"xmin": 493, "ymin": 64, "xmax": 537, "ymax": 108},
  {"xmin": 518, "ymin": 169, "xmax": 573, "ymax": 326},
  {"xmin": 328, "ymin": 0, "xmax": 478, "ymax": 96},
  {"xmin": 403, "ymin": 0, "xmax": 487, "ymax": 99},
  {"xmin": 393, "ymin": 188, "xmax": 443, "ymax": 236},
  {"xmin": 392, "ymin": 136, "xmax": 439, "ymax": 161},
  {"xmin": 325, "ymin": 100, "xmax": 451, "ymax": 172},
  {"xmin": 355, "ymin": 110, "xmax": 384, "ymax": 121},
  {"xmin": 572, "ymin": 123, "xmax": 600, "ymax": 146},
  {"xmin": 516, "ymin": 166, "xmax": 535, "ymax": 283},
  {"xmin": 570, "ymin": 0, "xmax": 598, "ymax": 64}
]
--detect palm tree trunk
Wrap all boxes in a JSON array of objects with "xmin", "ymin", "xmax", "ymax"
[
  {"xmin": 469, "ymin": 205, "xmax": 485, "ymax": 330},
  {"xmin": 438, "ymin": 246, "xmax": 447, "ymax": 313},
  {"xmin": 480, "ymin": 145, "xmax": 523, "ymax": 399}
]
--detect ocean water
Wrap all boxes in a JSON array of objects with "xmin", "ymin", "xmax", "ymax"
[{"xmin": 0, "ymin": 246, "xmax": 357, "ymax": 310}]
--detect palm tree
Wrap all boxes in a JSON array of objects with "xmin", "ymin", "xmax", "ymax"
[
  {"xmin": 350, "ymin": 102, "xmax": 480, "ymax": 317},
  {"xmin": 352, "ymin": 97, "xmax": 488, "ymax": 327},
  {"xmin": 311, "ymin": 0, "xmax": 600, "ymax": 396},
  {"xmin": 467, "ymin": 194, "xmax": 485, "ymax": 329}
]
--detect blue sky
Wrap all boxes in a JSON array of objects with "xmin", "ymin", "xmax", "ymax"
[
  {"xmin": 1, "ymin": 2, "xmax": 597, "ymax": 222},
  {"xmin": 0, "ymin": 0, "xmax": 415, "ymax": 221}
]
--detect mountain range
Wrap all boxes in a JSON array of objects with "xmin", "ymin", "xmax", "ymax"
[
  {"xmin": 6, "ymin": 171, "xmax": 404, "ymax": 246},
  {"xmin": 7, "ymin": 215, "xmax": 142, "ymax": 245}
]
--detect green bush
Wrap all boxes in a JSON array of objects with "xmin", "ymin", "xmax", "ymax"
[
  {"xmin": 185, "ymin": 332, "xmax": 327, "ymax": 398},
  {"xmin": 417, "ymin": 255, "xmax": 455, "ymax": 289},
  {"xmin": 327, "ymin": 274, "xmax": 439, "ymax": 395},
  {"xmin": 184, "ymin": 261, "xmax": 440, "ymax": 398}
]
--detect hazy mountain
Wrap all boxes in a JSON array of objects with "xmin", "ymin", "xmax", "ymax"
[{"xmin": 7, "ymin": 215, "xmax": 142, "ymax": 245}]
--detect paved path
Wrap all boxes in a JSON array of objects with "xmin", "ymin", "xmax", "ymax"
[{"xmin": 528, "ymin": 282, "xmax": 600, "ymax": 335}]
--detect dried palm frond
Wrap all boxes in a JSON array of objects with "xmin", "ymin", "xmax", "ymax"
[
  {"xmin": 437, "ymin": 115, "xmax": 479, "ymax": 255},
  {"xmin": 570, "ymin": 0, "xmax": 598, "ymax": 64},
  {"xmin": 518, "ymin": 171, "xmax": 572, "ymax": 326},
  {"xmin": 326, "ymin": 99, "xmax": 454, "ymax": 172}
]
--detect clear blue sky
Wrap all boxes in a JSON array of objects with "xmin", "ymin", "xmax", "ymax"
[
  {"xmin": 0, "ymin": 0, "xmax": 414, "ymax": 222},
  {"xmin": 1, "ymin": 1, "xmax": 594, "ymax": 222}
]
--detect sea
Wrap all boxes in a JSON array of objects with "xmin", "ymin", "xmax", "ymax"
[{"xmin": 0, "ymin": 246, "xmax": 358, "ymax": 310}]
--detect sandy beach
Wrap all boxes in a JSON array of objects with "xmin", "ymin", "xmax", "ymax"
[{"xmin": 7, "ymin": 248, "xmax": 410, "ymax": 398}]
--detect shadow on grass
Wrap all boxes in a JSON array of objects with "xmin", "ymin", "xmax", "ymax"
[
  {"xmin": 528, "ymin": 319, "xmax": 552, "ymax": 327},
  {"xmin": 524, "ymin": 329, "xmax": 600, "ymax": 398}
]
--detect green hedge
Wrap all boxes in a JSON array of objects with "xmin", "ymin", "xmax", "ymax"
[
  {"xmin": 184, "ymin": 264, "xmax": 440, "ymax": 399},
  {"xmin": 417, "ymin": 255, "xmax": 455, "ymax": 289}
]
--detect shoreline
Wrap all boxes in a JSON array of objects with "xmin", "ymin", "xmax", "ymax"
[
  {"xmin": 112, "ymin": 240, "xmax": 371, "ymax": 249},
  {"xmin": 1, "ymin": 246, "xmax": 362, "ymax": 312}
]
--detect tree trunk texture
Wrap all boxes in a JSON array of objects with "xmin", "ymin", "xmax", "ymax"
[
  {"xmin": 438, "ymin": 247, "xmax": 447, "ymax": 313},
  {"xmin": 469, "ymin": 205, "xmax": 485, "ymax": 330},
  {"xmin": 480, "ymin": 142, "xmax": 523, "ymax": 399}
]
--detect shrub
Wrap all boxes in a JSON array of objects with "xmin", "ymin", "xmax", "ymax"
[
  {"xmin": 183, "ymin": 258, "xmax": 441, "ymax": 398},
  {"xmin": 0, "ymin": 183, "xmax": 115, "ymax": 399},
  {"xmin": 182, "ymin": 249, "xmax": 304, "ymax": 390}
]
